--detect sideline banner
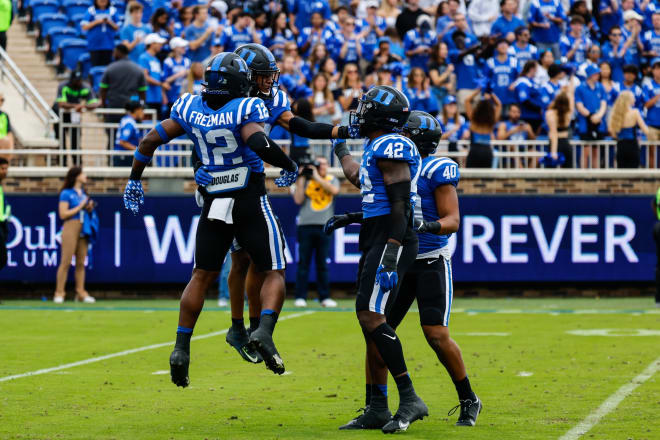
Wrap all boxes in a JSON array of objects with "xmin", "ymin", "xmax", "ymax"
[{"xmin": 0, "ymin": 195, "xmax": 654, "ymax": 284}]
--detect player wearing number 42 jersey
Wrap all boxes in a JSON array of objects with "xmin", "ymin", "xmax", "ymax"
[
  {"xmin": 332, "ymin": 86, "xmax": 428, "ymax": 434},
  {"xmin": 123, "ymin": 52, "xmax": 300, "ymax": 385},
  {"xmin": 192, "ymin": 43, "xmax": 360, "ymax": 366},
  {"xmin": 326, "ymin": 111, "xmax": 482, "ymax": 428}
]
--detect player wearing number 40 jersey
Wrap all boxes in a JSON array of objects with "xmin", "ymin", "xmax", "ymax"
[
  {"xmin": 332, "ymin": 85, "xmax": 428, "ymax": 434},
  {"xmin": 326, "ymin": 111, "xmax": 482, "ymax": 428},
  {"xmin": 192, "ymin": 43, "xmax": 360, "ymax": 365},
  {"xmin": 123, "ymin": 52, "xmax": 301, "ymax": 385}
]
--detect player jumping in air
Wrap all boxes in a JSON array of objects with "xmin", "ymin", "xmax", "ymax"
[
  {"xmin": 331, "ymin": 86, "xmax": 428, "ymax": 434},
  {"xmin": 193, "ymin": 43, "xmax": 359, "ymax": 364},
  {"xmin": 326, "ymin": 111, "xmax": 482, "ymax": 428},
  {"xmin": 123, "ymin": 52, "xmax": 300, "ymax": 384}
]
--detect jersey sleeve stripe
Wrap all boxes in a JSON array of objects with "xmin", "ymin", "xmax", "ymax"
[
  {"xmin": 421, "ymin": 158, "xmax": 440, "ymax": 175},
  {"xmin": 273, "ymin": 91, "xmax": 280, "ymax": 106},
  {"xmin": 245, "ymin": 97, "xmax": 256, "ymax": 117},
  {"xmin": 426, "ymin": 159, "xmax": 446, "ymax": 178},
  {"xmin": 236, "ymin": 98, "xmax": 248, "ymax": 122},
  {"xmin": 281, "ymin": 92, "xmax": 289, "ymax": 107},
  {"xmin": 182, "ymin": 95, "xmax": 194, "ymax": 122}
]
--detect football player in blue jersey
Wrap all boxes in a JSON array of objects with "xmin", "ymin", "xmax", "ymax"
[
  {"xmin": 326, "ymin": 111, "xmax": 482, "ymax": 428},
  {"xmin": 193, "ymin": 43, "xmax": 360, "ymax": 365},
  {"xmin": 123, "ymin": 52, "xmax": 300, "ymax": 384},
  {"xmin": 330, "ymin": 86, "xmax": 428, "ymax": 434}
]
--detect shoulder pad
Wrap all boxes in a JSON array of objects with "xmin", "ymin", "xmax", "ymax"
[{"xmin": 422, "ymin": 157, "xmax": 460, "ymax": 186}]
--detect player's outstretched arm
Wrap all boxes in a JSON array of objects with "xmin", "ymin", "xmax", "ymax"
[
  {"xmin": 332, "ymin": 139, "xmax": 360, "ymax": 188},
  {"xmin": 123, "ymin": 119, "xmax": 185, "ymax": 214},
  {"xmin": 278, "ymin": 111, "xmax": 360, "ymax": 139},
  {"xmin": 375, "ymin": 159, "xmax": 412, "ymax": 290}
]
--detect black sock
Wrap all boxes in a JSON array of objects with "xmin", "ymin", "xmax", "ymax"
[
  {"xmin": 175, "ymin": 332, "xmax": 192, "ymax": 354},
  {"xmin": 365, "ymin": 384, "xmax": 372, "ymax": 407},
  {"xmin": 231, "ymin": 318, "xmax": 245, "ymax": 331},
  {"xmin": 260, "ymin": 311, "xmax": 279, "ymax": 335},
  {"xmin": 394, "ymin": 373, "xmax": 416, "ymax": 400},
  {"xmin": 249, "ymin": 316, "xmax": 260, "ymax": 331},
  {"xmin": 370, "ymin": 384, "xmax": 388, "ymax": 410},
  {"xmin": 369, "ymin": 323, "xmax": 408, "ymax": 377},
  {"xmin": 655, "ymin": 268, "xmax": 660, "ymax": 303},
  {"xmin": 454, "ymin": 376, "xmax": 477, "ymax": 401}
]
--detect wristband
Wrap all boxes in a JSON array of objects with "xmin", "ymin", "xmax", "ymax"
[
  {"xmin": 334, "ymin": 141, "xmax": 350, "ymax": 160},
  {"xmin": 155, "ymin": 123, "xmax": 171, "ymax": 143},
  {"xmin": 134, "ymin": 149, "xmax": 152, "ymax": 164},
  {"xmin": 337, "ymin": 126, "xmax": 349, "ymax": 139}
]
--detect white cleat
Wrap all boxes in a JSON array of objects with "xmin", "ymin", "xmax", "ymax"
[
  {"xmin": 53, "ymin": 296, "xmax": 64, "ymax": 304},
  {"xmin": 321, "ymin": 298, "xmax": 338, "ymax": 308},
  {"xmin": 294, "ymin": 298, "xmax": 307, "ymax": 307},
  {"xmin": 217, "ymin": 298, "xmax": 229, "ymax": 307}
]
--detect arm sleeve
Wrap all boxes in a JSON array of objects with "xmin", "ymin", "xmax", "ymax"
[
  {"xmin": 385, "ymin": 180, "xmax": 412, "ymax": 244},
  {"xmin": 246, "ymin": 131, "xmax": 297, "ymax": 172},
  {"xmin": 288, "ymin": 116, "xmax": 334, "ymax": 139}
]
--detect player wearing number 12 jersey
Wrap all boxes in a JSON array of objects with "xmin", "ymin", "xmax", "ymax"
[
  {"xmin": 123, "ymin": 52, "xmax": 300, "ymax": 385},
  {"xmin": 332, "ymin": 86, "xmax": 428, "ymax": 434}
]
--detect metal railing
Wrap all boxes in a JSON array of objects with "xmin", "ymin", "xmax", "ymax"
[{"xmin": 0, "ymin": 46, "xmax": 58, "ymax": 136}]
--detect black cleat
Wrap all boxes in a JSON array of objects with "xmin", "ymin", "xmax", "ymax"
[
  {"xmin": 382, "ymin": 396, "xmax": 428, "ymax": 434},
  {"xmin": 450, "ymin": 396, "xmax": 482, "ymax": 426},
  {"xmin": 226, "ymin": 326, "xmax": 262, "ymax": 364},
  {"xmin": 169, "ymin": 349, "xmax": 190, "ymax": 388},
  {"xmin": 339, "ymin": 406, "xmax": 392, "ymax": 430},
  {"xmin": 248, "ymin": 327, "xmax": 285, "ymax": 375}
]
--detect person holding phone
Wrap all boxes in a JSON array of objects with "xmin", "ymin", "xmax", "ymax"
[{"xmin": 53, "ymin": 167, "xmax": 96, "ymax": 304}]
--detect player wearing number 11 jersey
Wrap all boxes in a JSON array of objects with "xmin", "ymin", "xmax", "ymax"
[{"xmin": 123, "ymin": 52, "xmax": 300, "ymax": 386}]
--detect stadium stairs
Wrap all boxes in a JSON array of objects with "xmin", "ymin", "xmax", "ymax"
[{"xmin": 6, "ymin": 21, "xmax": 101, "ymax": 160}]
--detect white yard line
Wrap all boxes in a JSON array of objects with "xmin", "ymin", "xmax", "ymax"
[
  {"xmin": 0, "ymin": 311, "xmax": 315, "ymax": 383},
  {"xmin": 558, "ymin": 355, "xmax": 660, "ymax": 440}
]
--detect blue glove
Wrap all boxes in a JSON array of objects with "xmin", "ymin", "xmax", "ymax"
[
  {"xmin": 347, "ymin": 124, "xmax": 360, "ymax": 139},
  {"xmin": 123, "ymin": 179, "xmax": 144, "ymax": 215},
  {"xmin": 275, "ymin": 164, "xmax": 298, "ymax": 187},
  {"xmin": 376, "ymin": 265, "xmax": 398, "ymax": 291},
  {"xmin": 195, "ymin": 166, "xmax": 213, "ymax": 186}
]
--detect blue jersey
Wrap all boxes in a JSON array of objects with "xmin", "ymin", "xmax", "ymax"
[
  {"xmin": 643, "ymin": 29, "xmax": 660, "ymax": 56},
  {"xmin": 81, "ymin": 6, "xmax": 120, "ymax": 51},
  {"xmin": 414, "ymin": 156, "xmax": 459, "ymax": 258},
  {"xmin": 491, "ymin": 14, "xmax": 525, "ymax": 38},
  {"xmin": 508, "ymin": 43, "xmax": 539, "ymax": 71},
  {"xmin": 163, "ymin": 56, "xmax": 192, "ymax": 104},
  {"xmin": 559, "ymin": 34, "xmax": 591, "ymax": 64},
  {"xmin": 403, "ymin": 29, "xmax": 438, "ymax": 71},
  {"xmin": 484, "ymin": 55, "xmax": 518, "ymax": 105},
  {"xmin": 540, "ymin": 80, "xmax": 561, "ymax": 109},
  {"xmin": 621, "ymin": 82, "xmax": 644, "ymax": 110},
  {"xmin": 120, "ymin": 23, "xmax": 150, "ymax": 64},
  {"xmin": 170, "ymin": 94, "xmax": 269, "ymax": 174},
  {"xmin": 115, "ymin": 115, "xmax": 141, "ymax": 150},
  {"xmin": 529, "ymin": 0, "xmax": 566, "ymax": 44},
  {"xmin": 441, "ymin": 116, "xmax": 468, "ymax": 142},
  {"xmin": 59, "ymin": 188, "xmax": 86, "ymax": 222},
  {"xmin": 138, "ymin": 52, "xmax": 163, "ymax": 105},
  {"xmin": 575, "ymin": 81, "xmax": 606, "ymax": 134},
  {"xmin": 219, "ymin": 25, "xmax": 254, "ymax": 53},
  {"xmin": 601, "ymin": 41, "xmax": 625, "ymax": 83},
  {"xmin": 643, "ymin": 79, "xmax": 660, "ymax": 127},
  {"xmin": 262, "ymin": 88, "xmax": 292, "ymax": 134},
  {"xmin": 449, "ymin": 50, "xmax": 481, "ymax": 90},
  {"xmin": 359, "ymin": 134, "xmax": 421, "ymax": 219},
  {"xmin": 513, "ymin": 77, "xmax": 543, "ymax": 121}
]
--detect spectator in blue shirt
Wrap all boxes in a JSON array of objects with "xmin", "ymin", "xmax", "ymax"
[
  {"xmin": 491, "ymin": 0, "xmax": 525, "ymax": 42},
  {"xmin": 643, "ymin": 12, "xmax": 660, "ymax": 59},
  {"xmin": 540, "ymin": 63, "xmax": 565, "ymax": 111},
  {"xmin": 184, "ymin": 5, "xmax": 215, "ymax": 66},
  {"xmin": 643, "ymin": 58, "xmax": 660, "ymax": 144},
  {"xmin": 120, "ymin": 2, "xmax": 151, "ymax": 64},
  {"xmin": 329, "ymin": 16, "xmax": 364, "ymax": 71},
  {"xmin": 484, "ymin": 39, "xmax": 518, "ymax": 107},
  {"xmin": 560, "ymin": 15, "xmax": 591, "ymax": 65},
  {"xmin": 289, "ymin": 0, "xmax": 331, "ymax": 37},
  {"xmin": 138, "ymin": 33, "xmax": 168, "ymax": 120},
  {"xmin": 528, "ymin": 0, "xmax": 566, "ymax": 61},
  {"xmin": 443, "ymin": 13, "xmax": 477, "ymax": 50},
  {"xmin": 404, "ymin": 14, "xmax": 437, "ymax": 72},
  {"xmin": 404, "ymin": 67, "xmax": 439, "ymax": 115},
  {"xmin": 575, "ymin": 64, "xmax": 607, "ymax": 141},
  {"xmin": 496, "ymin": 102, "xmax": 536, "ymax": 168},
  {"xmin": 621, "ymin": 64, "xmax": 644, "ymax": 110},
  {"xmin": 296, "ymin": 9, "xmax": 333, "ymax": 58},
  {"xmin": 218, "ymin": 11, "xmax": 260, "ymax": 53},
  {"xmin": 602, "ymin": 25, "xmax": 636, "ymax": 82},
  {"xmin": 449, "ymin": 29, "xmax": 483, "ymax": 114},
  {"xmin": 508, "ymin": 26, "xmax": 538, "ymax": 72},
  {"xmin": 150, "ymin": 8, "xmax": 175, "ymax": 63},
  {"xmin": 262, "ymin": 11, "xmax": 294, "ymax": 61},
  {"xmin": 598, "ymin": 0, "xmax": 622, "ymax": 37},
  {"xmin": 621, "ymin": 10, "xmax": 644, "ymax": 68},
  {"xmin": 440, "ymin": 95, "xmax": 469, "ymax": 153},
  {"xmin": 81, "ymin": 0, "xmax": 121, "ymax": 66},
  {"xmin": 512, "ymin": 60, "xmax": 544, "ymax": 131},
  {"xmin": 114, "ymin": 101, "xmax": 144, "ymax": 167},
  {"xmin": 162, "ymin": 37, "xmax": 191, "ymax": 111}
]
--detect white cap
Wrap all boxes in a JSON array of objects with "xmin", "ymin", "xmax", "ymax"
[
  {"xmin": 211, "ymin": 0, "xmax": 228, "ymax": 15},
  {"xmin": 169, "ymin": 36, "xmax": 189, "ymax": 49},
  {"xmin": 144, "ymin": 33, "xmax": 167, "ymax": 46},
  {"xmin": 365, "ymin": 0, "xmax": 379, "ymax": 8},
  {"xmin": 623, "ymin": 10, "xmax": 643, "ymax": 22},
  {"xmin": 416, "ymin": 14, "xmax": 432, "ymax": 27}
]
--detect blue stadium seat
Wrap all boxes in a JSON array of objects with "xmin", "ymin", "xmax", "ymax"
[
  {"xmin": 112, "ymin": 1, "xmax": 126, "ymax": 13},
  {"xmin": 77, "ymin": 52, "xmax": 91, "ymax": 79},
  {"xmin": 89, "ymin": 66, "xmax": 106, "ymax": 94},
  {"xmin": 57, "ymin": 38, "xmax": 88, "ymax": 74},
  {"xmin": 62, "ymin": 0, "xmax": 91, "ymax": 18},
  {"xmin": 37, "ymin": 13, "xmax": 68, "ymax": 46},
  {"xmin": 46, "ymin": 26, "xmax": 77, "ymax": 61},
  {"xmin": 70, "ymin": 13, "xmax": 87, "ymax": 37},
  {"xmin": 28, "ymin": 0, "xmax": 60, "ymax": 32}
]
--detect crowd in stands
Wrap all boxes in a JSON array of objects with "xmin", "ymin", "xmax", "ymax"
[{"xmin": 24, "ymin": 0, "xmax": 660, "ymax": 168}]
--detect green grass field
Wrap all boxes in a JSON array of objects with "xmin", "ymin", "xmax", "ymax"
[{"xmin": 1, "ymin": 298, "xmax": 658, "ymax": 440}]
